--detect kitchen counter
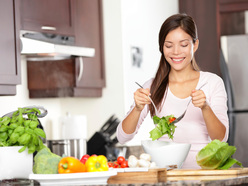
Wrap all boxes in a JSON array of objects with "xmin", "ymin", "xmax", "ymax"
[
  {"xmin": 2, "ymin": 168, "xmax": 248, "ymax": 186},
  {"xmin": 1, "ymin": 174, "xmax": 248, "ymax": 186}
]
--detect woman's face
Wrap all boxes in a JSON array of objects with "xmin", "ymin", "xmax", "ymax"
[{"xmin": 163, "ymin": 27, "xmax": 199, "ymax": 71}]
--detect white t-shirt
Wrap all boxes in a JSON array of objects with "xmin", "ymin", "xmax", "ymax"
[{"xmin": 117, "ymin": 71, "xmax": 229, "ymax": 169}]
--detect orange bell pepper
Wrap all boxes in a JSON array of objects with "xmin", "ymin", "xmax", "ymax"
[
  {"xmin": 85, "ymin": 155, "xmax": 109, "ymax": 172},
  {"xmin": 58, "ymin": 156, "xmax": 86, "ymax": 174}
]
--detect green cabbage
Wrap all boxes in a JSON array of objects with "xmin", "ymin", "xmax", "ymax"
[
  {"xmin": 196, "ymin": 139, "xmax": 243, "ymax": 169},
  {"xmin": 33, "ymin": 146, "xmax": 62, "ymax": 174}
]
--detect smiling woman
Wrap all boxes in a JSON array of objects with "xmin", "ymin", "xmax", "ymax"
[
  {"xmin": 163, "ymin": 27, "xmax": 199, "ymax": 70},
  {"xmin": 117, "ymin": 13, "xmax": 229, "ymax": 169}
]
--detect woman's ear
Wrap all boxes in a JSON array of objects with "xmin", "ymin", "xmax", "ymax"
[{"xmin": 193, "ymin": 39, "xmax": 199, "ymax": 52}]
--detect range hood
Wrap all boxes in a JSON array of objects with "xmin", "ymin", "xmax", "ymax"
[{"xmin": 20, "ymin": 31, "xmax": 95, "ymax": 58}]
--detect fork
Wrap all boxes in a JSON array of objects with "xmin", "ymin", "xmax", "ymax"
[
  {"xmin": 173, "ymin": 82, "xmax": 208, "ymax": 123},
  {"xmin": 135, "ymin": 82, "xmax": 159, "ymax": 116}
]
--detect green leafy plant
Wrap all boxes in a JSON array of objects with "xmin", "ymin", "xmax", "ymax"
[
  {"xmin": 149, "ymin": 115, "xmax": 176, "ymax": 141},
  {"xmin": 0, "ymin": 107, "xmax": 46, "ymax": 154},
  {"xmin": 196, "ymin": 139, "xmax": 243, "ymax": 169}
]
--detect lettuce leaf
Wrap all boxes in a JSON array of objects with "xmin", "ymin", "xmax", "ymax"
[
  {"xmin": 196, "ymin": 139, "xmax": 243, "ymax": 169},
  {"xmin": 149, "ymin": 115, "xmax": 176, "ymax": 141}
]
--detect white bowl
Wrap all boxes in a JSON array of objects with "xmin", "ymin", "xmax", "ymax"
[
  {"xmin": 0, "ymin": 146, "xmax": 33, "ymax": 180},
  {"xmin": 141, "ymin": 140, "xmax": 191, "ymax": 169}
]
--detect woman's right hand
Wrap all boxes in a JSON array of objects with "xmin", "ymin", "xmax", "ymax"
[{"xmin": 134, "ymin": 88, "xmax": 151, "ymax": 111}]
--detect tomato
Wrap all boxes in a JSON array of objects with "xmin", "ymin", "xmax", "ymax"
[
  {"xmin": 108, "ymin": 162, "xmax": 114, "ymax": 168},
  {"xmin": 120, "ymin": 161, "xmax": 128, "ymax": 168},
  {"xmin": 113, "ymin": 161, "xmax": 119, "ymax": 168},
  {"xmin": 169, "ymin": 117, "xmax": 176, "ymax": 123},
  {"xmin": 117, "ymin": 156, "xmax": 125, "ymax": 165}
]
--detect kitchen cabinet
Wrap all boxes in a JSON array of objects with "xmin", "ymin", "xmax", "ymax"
[
  {"xmin": 179, "ymin": 0, "xmax": 248, "ymax": 77},
  {"xmin": 27, "ymin": 58, "xmax": 103, "ymax": 98},
  {"xmin": 0, "ymin": 0, "xmax": 21, "ymax": 95},
  {"xmin": 73, "ymin": 0, "xmax": 105, "ymax": 93},
  {"xmin": 20, "ymin": 0, "xmax": 75, "ymax": 36},
  {"xmin": 24, "ymin": 0, "xmax": 105, "ymax": 98}
]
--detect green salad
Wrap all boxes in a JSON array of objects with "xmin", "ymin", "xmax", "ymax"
[{"xmin": 149, "ymin": 115, "xmax": 176, "ymax": 141}]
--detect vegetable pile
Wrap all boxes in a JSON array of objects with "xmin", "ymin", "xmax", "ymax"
[
  {"xmin": 196, "ymin": 139, "xmax": 243, "ymax": 169},
  {"xmin": 149, "ymin": 115, "xmax": 176, "ymax": 141},
  {"xmin": 0, "ymin": 107, "xmax": 46, "ymax": 153},
  {"xmin": 107, "ymin": 153, "xmax": 157, "ymax": 169},
  {"xmin": 33, "ymin": 150, "xmax": 158, "ymax": 174},
  {"xmin": 108, "ymin": 156, "xmax": 129, "ymax": 168},
  {"xmin": 34, "ymin": 150, "xmax": 110, "ymax": 174}
]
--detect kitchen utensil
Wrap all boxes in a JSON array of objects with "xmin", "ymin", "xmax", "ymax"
[
  {"xmin": 100, "ymin": 115, "xmax": 120, "ymax": 136},
  {"xmin": 108, "ymin": 168, "xmax": 167, "ymax": 184},
  {"xmin": 166, "ymin": 168, "xmax": 248, "ymax": 176},
  {"xmin": 2, "ymin": 105, "xmax": 47, "ymax": 118},
  {"xmin": 135, "ymin": 82, "xmax": 158, "ymax": 116},
  {"xmin": 173, "ymin": 82, "xmax": 208, "ymax": 123},
  {"xmin": 87, "ymin": 115, "xmax": 120, "ymax": 161},
  {"xmin": 141, "ymin": 140, "xmax": 191, "ymax": 169},
  {"xmin": 47, "ymin": 139, "xmax": 86, "ymax": 160}
]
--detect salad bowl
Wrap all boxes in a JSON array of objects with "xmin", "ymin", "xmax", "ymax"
[{"xmin": 141, "ymin": 140, "xmax": 191, "ymax": 169}]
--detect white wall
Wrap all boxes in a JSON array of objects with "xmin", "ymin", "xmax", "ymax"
[
  {"xmin": 121, "ymin": 0, "xmax": 179, "ymax": 145},
  {"xmin": 0, "ymin": 0, "xmax": 178, "ymax": 145}
]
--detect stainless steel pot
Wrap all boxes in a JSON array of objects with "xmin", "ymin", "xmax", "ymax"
[{"xmin": 47, "ymin": 139, "xmax": 86, "ymax": 159}]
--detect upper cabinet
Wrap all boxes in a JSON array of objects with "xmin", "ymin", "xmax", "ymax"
[
  {"xmin": 73, "ymin": 0, "xmax": 105, "ymax": 91},
  {"xmin": 0, "ymin": 0, "xmax": 21, "ymax": 95},
  {"xmin": 20, "ymin": 0, "xmax": 75, "ymax": 36},
  {"xmin": 21, "ymin": 0, "xmax": 105, "ymax": 98}
]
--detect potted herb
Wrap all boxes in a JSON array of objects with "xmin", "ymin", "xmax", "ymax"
[{"xmin": 0, "ymin": 106, "xmax": 47, "ymax": 179}]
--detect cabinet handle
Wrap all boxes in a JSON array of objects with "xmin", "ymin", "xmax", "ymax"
[
  {"xmin": 77, "ymin": 57, "xmax": 84, "ymax": 82},
  {"xmin": 41, "ymin": 26, "xmax": 56, "ymax": 31}
]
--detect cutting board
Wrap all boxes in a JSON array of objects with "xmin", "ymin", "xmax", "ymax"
[
  {"xmin": 108, "ymin": 168, "xmax": 248, "ymax": 183},
  {"xmin": 107, "ymin": 168, "xmax": 167, "ymax": 184},
  {"xmin": 167, "ymin": 168, "xmax": 248, "ymax": 176}
]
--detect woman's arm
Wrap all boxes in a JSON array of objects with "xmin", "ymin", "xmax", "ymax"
[
  {"xmin": 201, "ymin": 104, "xmax": 226, "ymax": 140},
  {"xmin": 122, "ymin": 88, "xmax": 151, "ymax": 134},
  {"xmin": 191, "ymin": 78, "xmax": 228, "ymax": 141}
]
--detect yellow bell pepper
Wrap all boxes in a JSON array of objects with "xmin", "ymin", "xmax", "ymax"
[
  {"xmin": 85, "ymin": 155, "xmax": 109, "ymax": 172},
  {"xmin": 58, "ymin": 156, "xmax": 86, "ymax": 174}
]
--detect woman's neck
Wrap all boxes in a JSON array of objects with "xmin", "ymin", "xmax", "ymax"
[{"xmin": 169, "ymin": 66, "xmax": 198, "ymax": 83}]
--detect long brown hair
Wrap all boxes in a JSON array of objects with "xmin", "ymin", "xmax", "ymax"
[{"xmin": 150, "ymin": 13, "xmax": 200, "ymax": 116}]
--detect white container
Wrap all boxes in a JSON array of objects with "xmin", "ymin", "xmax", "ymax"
[
  {"xmin": 141, "ymin": 140, "xmax": 191, "ymax": 169},
  {"xmin": 61, "ymin": 114, "xmax": 87, "ymax": 140},
  {"xmin": 0, "ymin": 146, "xmax": 33, "ymax": 180}
]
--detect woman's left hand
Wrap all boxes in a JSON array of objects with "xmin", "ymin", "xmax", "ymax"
[{"xmin": 191, "ymin": 89, "xmax": 207, "ymax": 109}]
